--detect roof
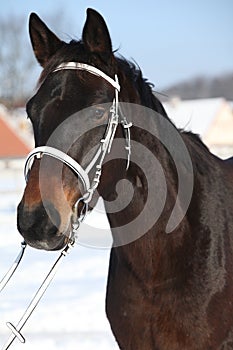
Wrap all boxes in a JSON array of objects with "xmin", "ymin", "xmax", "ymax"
[
  {"xmin": 163, "ymin": 98, "xmax": 224, "ymax": 137},
  {"xmin": 0, "ymin": 112, "xmax": 30, "ymax": 158}
]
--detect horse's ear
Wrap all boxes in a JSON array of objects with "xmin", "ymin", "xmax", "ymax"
[
  {"xmin": 82, "ymin": 9, "xmax": 113, "ymax": 62},
  {"xmin": 29, "ymin": 13, "xmax": 64, "ymax": 67}
]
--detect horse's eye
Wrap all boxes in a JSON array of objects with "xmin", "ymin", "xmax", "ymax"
[{"xmin": 94, "ymin": 108, "xmax": 105, "ymax": 120}]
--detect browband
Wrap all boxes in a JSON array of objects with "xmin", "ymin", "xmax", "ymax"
[{"xmin": 53, "ymin": 62, "xmax": 120, "ymax": 92}]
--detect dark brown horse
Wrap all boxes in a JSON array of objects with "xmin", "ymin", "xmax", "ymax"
[{"xmin": 17, "ymin": 9, "xmax": 233, "ymax": 349}]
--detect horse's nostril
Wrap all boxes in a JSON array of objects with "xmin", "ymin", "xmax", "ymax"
[
  {"xmin": 17, "ymin": 200, "xmax": 35, "ymax": 232},
  {"xmin": 17, "ymin": 200, "xmax": 61, "ymax": 241}
]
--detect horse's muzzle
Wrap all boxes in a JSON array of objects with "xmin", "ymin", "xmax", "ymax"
[{"xmin": 17, "ymin": 200, "xmax": 68, "ymax": 251}]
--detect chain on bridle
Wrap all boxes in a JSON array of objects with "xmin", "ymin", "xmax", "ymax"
[{"xmin": 0, "ymin": 62, "xmax": 132, "ymax": 349}]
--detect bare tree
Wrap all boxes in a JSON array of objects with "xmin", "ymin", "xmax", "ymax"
[
  {"xmin": 0, "ymin": 11, "xmax": 72, "ymax": 107},
  {"xmin": 0, "ymin": 15, "xmax": 37, "ymax": 106}
]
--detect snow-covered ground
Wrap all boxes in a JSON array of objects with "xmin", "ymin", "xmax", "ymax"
[{"xmin": 0, "ymin": 165, "xmax": 118, "ymax": 349}]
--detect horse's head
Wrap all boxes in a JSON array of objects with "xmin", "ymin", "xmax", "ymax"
[{"xmin": 17, "ymin": 9, "xmax": 136, "ymax": 250}]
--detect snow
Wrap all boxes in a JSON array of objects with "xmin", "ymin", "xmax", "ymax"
[{"xmin": 0, "ymin": 166, "xmax": 118, "ymax": 349}]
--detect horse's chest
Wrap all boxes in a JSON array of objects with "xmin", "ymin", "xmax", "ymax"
[
  {"xmin": 106, "ymin": 268, "xmax": 210, "ymax": 350},
  {"xmin": 106, "ymin": 293, "xmax": 208, "ymax": 350}
]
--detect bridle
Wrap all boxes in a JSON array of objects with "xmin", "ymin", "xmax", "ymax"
[
  {"xmin": 0, "ymin": 62, "xmax": 132, "ymax": 349},
  {"xmin": 25, "ymin": 62, "xmax": 132, "ymax": 236}
]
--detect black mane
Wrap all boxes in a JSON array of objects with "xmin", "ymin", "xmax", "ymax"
[
  {"xmin": 116, "ymin": 58, "xmax": 212, "ymax": 152},
  {"xmin": 116, "ymin": 56, "xmax": 170, "ymax": 119}
]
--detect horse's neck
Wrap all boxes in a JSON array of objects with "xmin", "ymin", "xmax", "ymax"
[
  {"xmin": 105, "ymin": 186, "xmax": 189, "ymax": 290},
  {"xmin": 104, "ymin": 119, "xmax": 185, "ymax": 281}
]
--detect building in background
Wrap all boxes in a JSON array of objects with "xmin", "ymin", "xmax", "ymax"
[
  {"xmin": 0, "ymin": 104, "xmax": 32, "ymax": 168},
  {"xmin": 164, "ymin": 97, "xmax": 233, "ymax": 159}
]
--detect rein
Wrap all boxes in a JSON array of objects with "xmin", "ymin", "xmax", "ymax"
[{"xmin": 0, "ymin": 62, "xmax": 132, "ymax": 349}]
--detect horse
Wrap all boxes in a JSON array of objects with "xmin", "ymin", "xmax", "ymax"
[{"xmin": 17, "ymin": 8, "xmax": 233, "ymax": 350}]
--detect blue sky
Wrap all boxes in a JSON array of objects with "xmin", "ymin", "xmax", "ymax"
[{"xmin": 1, "ymin": 0, "xmax": 233, "ymax": 89}]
